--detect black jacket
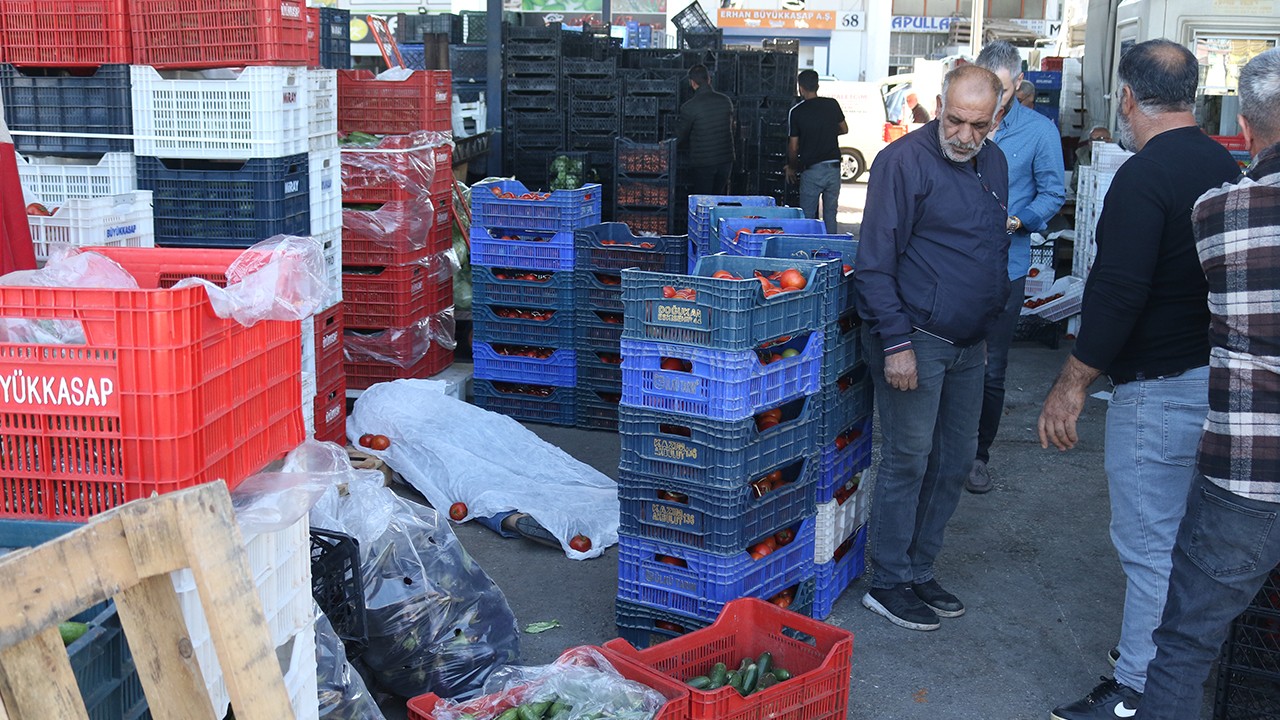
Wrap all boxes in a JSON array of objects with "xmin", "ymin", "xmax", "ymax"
[{"xmin": 675, "ymin": 86, "xmax": 735, "ymax": 168}]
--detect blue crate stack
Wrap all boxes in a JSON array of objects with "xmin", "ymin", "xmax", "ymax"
[
  {"xmin": 614, "ymin": 224, "xmax": 835, "ymax": 646},
  {"xmin": 573, "ymin": 223, "xmax": 686, "ymax": 431},
  {"xmin": 469, "ymin": 179, "xmax": 602, "ymax": 425},
  {"xmin": 1026, "ymin": 70, "xmax": 1063, "ymax": 131}
]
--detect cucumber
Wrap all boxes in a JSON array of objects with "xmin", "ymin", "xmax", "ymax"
[
  {"xmin": 708, "ymin": 663, "xmax": 728, "ymax": 689},
  {"xmin": 773, "ymin": 667, "xmax": 792, "ymax": 681},
  {"xmin": 756, "ymin": 651, "xmax": 773, "ymax": 678},
  {"xmin": 497, "ymin": 710, "xmax": 520, "ymax": 720},
  {"xmin": 726, "ymin": 670, "xmax": 741, "ymax": 692},
  {"xmin": 687, "ymin": 675, "xmax": 712, "ymax": 689},
  {"xmin": 741, "ymin": 663, "xmax": 758, "ymax": 696}
]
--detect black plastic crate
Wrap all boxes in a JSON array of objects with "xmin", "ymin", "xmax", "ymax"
[
  {"xmin": 450, "ymin": 46, "xmax": 486, "ymax": 82},
  {"xmin": 570, "ymin": 77, "xmax": 621, "ymax": 100},
  {"xmin": 737, "ymin": 51, "xmax": 800, "ymax": 97},
  {"xmin": 505, "ymin": 91, "xmax": 561, "ymax": 112},
  {"xmin": 319, "ymin": 8, "xmax": 351, "ymax": 70},
  {"xmin": 563, "ymin": 57, "xmax": 617, "ymax": 79},
  {"xmin": 1214, "ymin": 664, "xmax": 1280, "ymax": 720},
  {"xmin": 679, "ymin": 29, "xmax": 723, "ymax": 50},
  {"xmin": 570, "ymin": 95, "xmax": 621, "ymax": 117},
  {"xmin": 672, "ymin": 1, "xmax": 715, "ymax": 33},
  {"xmin": 621, "ymin": 49, "xmax": 697, "ymax": 70},
  {"xmin": 1221, "ymin": 610, "xmax": 1280, "ymax": 676},
  {"xmin": 311, "ymin": 528, "xmax": 369, "ymax": 658},
  {"xmin": 474, "ymin": 379, "xmax": 576, "ymax": 426},
  {"xmin": 624, "ymin": 75, "xmax": 681, "ymax": 98},
  {"xmin": 614, "ymin": 208, "xmax": 675, "ymax": 236},
  {"xmin": 615, "ymin": 176, "xmax": 674, "ymax": 208},
  {"xmin": 569, "ymin": 114, "xmax": 619, "ymax": 136},
  {"xmin": 459, "ymin": 10, "xmax": 501, "ymax": 45},
  {"xmin": 396, "ymin": 12, "xmax": 461, "ymax": 43},
  {"xmin": 616, "ymin": 138, "xmax": 676, "ymax": 176},
  {"xmin": 505, "ymin": 58, "xmax": 560, "ymax": 79},
  {"xmin": 510, "ymin": 126, "xmax": 563, "ymax": 151},
  {"xmin": 0, "ymin": 64, "xmax": 132, "ymax": 155},
  {"xmin": 504, "ymin": 25, "xmax": 563, "ymax": 42},
  {"xmin": 576, "ymin": 386, "xmax": 622, "ymax": 431}
]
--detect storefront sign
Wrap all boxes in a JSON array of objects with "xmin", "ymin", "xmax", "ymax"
[
  {"xmin": 1009, "ymin": 18, "xmax": 1062, "ymax": 37},
  {"xmin": 890, "ymin": 15, "xmax": 954, "ymax": 33},
  {"xmin": 718, "ymin": 8, "xmax": 837, "ymax": 30}
]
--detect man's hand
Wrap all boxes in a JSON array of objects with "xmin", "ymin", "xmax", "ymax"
[
  {"xmin": 785, "ymin": 166, "xmax": 798, "ymax": 184},
  {"xmin": 884, "ymin": 349, "xmax": 918, "ymax": 391},
  {"xmin": 1038, "ymin": 354, "xmax": 1102, "ymax": 451}
]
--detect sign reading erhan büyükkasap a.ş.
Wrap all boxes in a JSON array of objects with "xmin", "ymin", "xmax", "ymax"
[{"xmin": 717, "ymin": 7, "xmax": 837, "ymax": 29}]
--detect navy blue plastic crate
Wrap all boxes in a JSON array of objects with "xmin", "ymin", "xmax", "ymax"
[
  {"xmin": 687, "ymin": 194, "xmax": 776, "ymax": 246},
  {"xmin": 469, "ymin": 226, "xmax": 575, "ymax": 271},
  {"xmin": 577, "ymin": 346, "xmax": 624, "ymax": 387},
  {"xmin": 615, "ymin": 578, "xmax": 814, "ymax": 649},
  {"xmin": 817, "ymin": 416, "xmax": 873, "ymax": 504},
  {"xmin": 821, "ymin": 365, "xmax": 874, "ymax": 443},
  {"xmin": 473, "ymin": 379, "xmax": 576, "ymax": 426},
  {"xmin": 823, "ymin": 311, "xmax": 864, "ymax": 385},
  {"xmin": 473, "ymin": 302, "xmax": 575, "ymax": 347},
  {"xmin": 620, "ymin": 332, "xmax": 823, "ymax": 420},
  {"xmin": 577, "ymin": 386, "xmax": 622, "ymax": 431},
  {"xmin": 621, "ymin": 255, "xmax": 827, "ymax": 352},
  {"xmin": 574, "ymin": 269, "xmax": 626, "ymax": 314},
  {"xmin": 616, "ymin": 515, "xmax": 815, "ymax": 621},
  {"xmin": 449, "ymin": 45, "xmax": 486, "ymax": 82},
  {"xmin": 474, "ymin": 341, "xmax": 577, "ymax": 387},
  {"xmin": 812, "ymin": 524, "xmax": 867, "ymax": 621},
  {"xmin": 578, "ymin": 307, "xmax": 626, "ymax": 346},
  {"xmin": 472, "ymin": 180, "xmax": 602, "ymax": 233},
  {"xmin": 617, "ymin": 395, "xmax": 819, "ymax": 488},
  {"xmin": 398, "ymin": 44, "xmax": 426, "ymax": 70},
  {"xmin": 706, "ymin": 205, "xmax": 802, "ymax": 255},
  {"xmin": 618, "ymin": 451, "xmax": 818, "ymax": 554},
  {"xmin": 472, "ymin": 265, "xmax": 575, "ymax": 309},
  {"xmin": 717, "ymin": 218, "xmax": 827, "ymax": 257},
  {"xmin": 137, "ymin": 154, "xmax": 310, "ymax": 248},
  {"xmin": 1026, "ymin": 70, "xmax": 1063, "ymax": 90},
  {"xmin": 0, "ymin": 64, "xmax": 132, "ymax": 156},
  {"xmin": 69, "ymin": 603, "xmax": 151, "ymax": 720},
  {"xmin": 763, "ymin": 234, "xmax": 858, "ymax": 324},
  {"xmin": 319, "ymin": 8, "xmax": 351, "ymax": 70}
]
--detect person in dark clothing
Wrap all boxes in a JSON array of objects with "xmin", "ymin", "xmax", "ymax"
[
  {"xmin": 675, "ymin": 64, "xmax": 735, "ymax": 195},
  {"xmin": 1038, "ymin": 40, "xmax": 1241, "ymax": 720},
  {"xmin": 854, "ymin": 64, "xmax": 1010, "ymax": 633},
  {"xmin": 906, "ymin": 92, "xmax": 931, "ymax": 123},
  {"xmin": 787, "ymin": 70, "xmax": 848, "ymax": 233}
]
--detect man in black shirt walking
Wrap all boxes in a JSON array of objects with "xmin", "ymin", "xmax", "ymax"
[
  {"xmin": 787, "ymin": 70, "xmax": 847, "ymax": 233},
  {"xmin": 1037, "ymin": 40, "xmax": 1240, "ymax": 720},
  {"xmin": 675, "ymin": 65, "xmax": 736, "ymax": 196}
]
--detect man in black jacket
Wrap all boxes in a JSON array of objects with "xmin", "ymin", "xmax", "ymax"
[{"xmin": 675, "ymin": 65, "xmax": 736, "ymax": 195}]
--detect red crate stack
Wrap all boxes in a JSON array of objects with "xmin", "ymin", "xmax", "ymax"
[
  {"xmin": 127, "ymin": 0, "xmax": 309, "ymax": 70},
  {"xmin": 306, "ymin": 302, "xmax": 347, "ymax": 444}
]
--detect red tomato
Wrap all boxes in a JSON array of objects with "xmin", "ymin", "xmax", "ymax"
[
  {"xmin": 569, "ymin": 535, "xmax": 592, "ymax": 552},
  {"xmin": 661, "ymin": 286, "xmax": 677, "ymax": 298},
  {"xmin": 369, "ymin": 435, "xmax": 390, "ymax": 451},
  {"xmin": 842, "ymin": 263, "xmax": 853, "ymax": 275},
  {"xmin": 834, "ymin": 435, "xmax": 849, "ymax": 450},
  {"xmin": 749, "ymin": 543, "xmax": 774, "ymax": 560},
  {"xmin": 25, "ymin": 203, "xmax": 52, "ymax": 217},
  {"xmin": 656, "ymin": 555, "xmax": 688, "ymax": 567},
  {"xmin": 449, "ymin": 502, "xmax": 468, "ymax": 521},
  {"xmin": 779, "ymin": 268, "xmax": 807, "ymax": 291},
  {"xmin": 712, "ymin": 269, "xmax": 736, "ymax": 279},
  {"xmin": 774, "ymin": 528, "xmax": 796, "ymax": 546},
  {"xmin": 358, "ymin": 434, "xmax": 374, "ymax": 448},
  {"xmin": 660, "ymin": 357, "xmax": 686, "ymax": 371}
]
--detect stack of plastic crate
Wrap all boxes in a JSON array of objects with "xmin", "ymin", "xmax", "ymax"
[
  {"xmin": 574, "ymin": 223, "xmax": 686, "ymax": 431},
  {"xmin": 0, "ymin": 2, "xmax": 153, "ymax": 263},
  {"xmin": 503, "ymin": 26, "xmax": 564, "ymax": 187},
  {"xmin": 1214, "ymin": 566, "xmax": 1280, "ymax": 719},
  {"xmin": 613, "ymin": 254, "xmax": 829, "ymax": 646},
  {"xmin": 337, "ymin": 69, "xmax": 456, "ymax": 391},
  {"xmin": 615, "ymin": 139, "xmax": 678, "ymax": 236},
  {"xmin": 469, "ymin": 179, "xmax": 602, "ymax": 425},
  {"xmin": 306, "ymin": 7, "xmax": 352, "ymax": 71},
  {"xmin": 685, "ymin": 195, "xmax": 777, "ymax": 272},
  {"xmin": 761, "ymin": 234, "xmax": 872, "ymax": 620}
]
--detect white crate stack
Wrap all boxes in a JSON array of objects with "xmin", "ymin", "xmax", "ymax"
[
  {"xmin": 1059, "ymin": 57, "xmax": 1086, "ymax": 136},
  {"xmin": 307, "ymin": 68, "xmax": 343, "ymax": 438},
  {"xmin": 1074, "ymin": 142, "xmax": 1133, "ymax": 282}
]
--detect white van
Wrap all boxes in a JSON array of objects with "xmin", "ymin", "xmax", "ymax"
[{"xmin": 821, "ymin": 73, "xmax": 931, "ymax": 182}]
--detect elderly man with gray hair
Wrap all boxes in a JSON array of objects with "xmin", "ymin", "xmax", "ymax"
[{"xmin": 1134, "ymin": 47, "xmax": 1280, "ymax": 720}]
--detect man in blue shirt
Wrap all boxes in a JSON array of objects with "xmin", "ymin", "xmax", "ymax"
[
  {"xmin": 967, "ymin": 41, "xmax": 1066, "ymax": 494},
  {"xmin": 854, "ymin": 65, "xmax": 1010, "ymax": 631}
]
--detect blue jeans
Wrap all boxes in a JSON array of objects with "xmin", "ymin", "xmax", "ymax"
[
  {"xmin": 1104, "ymin": 366, "xmax": 1209, "ymax": 693},
  {"xmin": 1136, "ymin": 475, "xmax": 1280, "ymax": 719},
  {"xmin": 976, "ymin": 275, "xmax": 1027, "ymax": 463},
  {"xmin": 799, "ymin": 161, "xmax": 841, "ymax": 234},
  {"xmin": 864, "ymin": 328, "xmax": 986, "ymax": 588}
]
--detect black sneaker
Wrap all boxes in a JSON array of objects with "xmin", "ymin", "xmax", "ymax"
[
  {"xmin": 1107, "ymin": 647, "xmax": 1120, "ymax": 668},
  {"xmin": 1050, "ymin": 677, "xmax": 1141, "ymax": 720},
  {"xmin": 862, "ymin": 585, "xmax": 941, "ymax": 631},
  {"xmin": 911, "ymin": 579, "xmax": 965, "ymax": 618}
]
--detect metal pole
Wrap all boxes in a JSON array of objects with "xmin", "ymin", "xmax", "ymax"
[
  {"xmin": 602, "ymin": 0, "xmax": 611, "ymax": 32},
  {"xmin": 970, "ymin": 0, "xmax": 984, "ymax": 57},
  {"xmin": 487, "ymin": 0, "xmax": 503, "ymax": 174}
]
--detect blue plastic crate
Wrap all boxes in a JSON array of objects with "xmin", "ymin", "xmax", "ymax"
[
  {"xmin": 1025, "ymin": 70, "xmax": 1062, "ymax": 90},
  {"xmin": 473, "ymin": 341, "xmax": 577, "ymax": 387},
  {"xmin": 822, "ymin": 312, "xmax": 864, "ymax": 385},
  {"xmin": 575, "ymin": 222, "xmax": 687, "ymax": 274},
  {"xmin": 68, "ymin": 603, "xmax": 151, "ymax": 720},
  {"xmin": 617, "ymin": 395, "xmax": 819, "ymax": 487},
  {"xmin": 137, "ymin": 154, "xmax": 310, "ymax": 248},
  {"xmin": 763, "ymin": 234, "xmax": 858, "ymax": 324},
  {"xmin": 621, "ymin": 255, "xmax": 827, "ymax": 352},
  {"xmin": 618, "ymin": 452, "xmax": 818, "ymax": 554},
  {"xmin": 449, "ymin": 45, "xmax": 486, "ymax": 82},
  {"xmin": 473, "ymin": 379, "xmax": 576, "ymax": 426},
  {"xmin": 319, "ymin": 8, "xmax": 352, "ymax": 69},
  {"xmin": 574, "ymin": 269, "xmax": 626, "ymax": 314},
  {"xmin": 0, "ymin": 64, "xmax": 132, "ymax": 156},
  {"xmin": 817, "ymin": 416, "xmax": 873, "ymax": 504},
  {"xmin": 708, "ymin": 205, "xmax": 802, "ymax": 255},
  {"xmin": 576, "ymin": 386, "xmax": 622, "ymax": 430},
  {"xmin": 717, "ymin": 218, "xmax": 827, "ymax": 257},
  {"xmin": 577, "ymin": 347, "xmax": 624, "ymax": 387},
  {"xmin": 473, "ymin": 302, "xmax": 576, "ymax": 347},
  {"xmin": 614, "ymin": 578, "xmax": 814, "ymax": 649},
  {"xmin": 813, "ymin": 524, "xmax": 867, "ymax": 620},
  {"xmin": 616, "ymin": 516, "xmax": 816, "ymax": 621},
  {"xmin": 821, "ymin": 365, "xmax": 874, "ymax": 443},
  {"xmin": 687, "ymin": 194, "xmax": 777, "ymax": 249},
  {"xmin": 472, "ymin": 265, "xmax": 576, "ymax": 310},
  {"xmin": 469, "ymin": 226, "xmax": 575, "ymax": 271},
  {"xmin": 577, "ymin": 306, "xmax": 626, "ymax": 346},
  {"xmin": 620, "ymin": 332, "xmax": 823, "ymax": 420},
  {"xmin": 472, "ymin": 180, "xmax": 602, "ymax": 233}
]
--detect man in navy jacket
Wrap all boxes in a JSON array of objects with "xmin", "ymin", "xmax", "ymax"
[{"xmin": 854, "ymin": 64, "xmax": 1011, "ymax": 631}]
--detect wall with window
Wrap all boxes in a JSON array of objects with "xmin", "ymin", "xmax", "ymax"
[{"xmin": 890, "ymin": 0, "xmax": 1048, "ymax": 18}]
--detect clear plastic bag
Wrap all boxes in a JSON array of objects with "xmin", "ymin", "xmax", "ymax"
[
  {"xmin": 174, "ymin": 234, "xmax": 331, "ymax": 326},
  {"xmin": 316, "ymin": 609, "xmax": 385, "ymax": 720},
  {"xmin": 341, "ymin": 198, "xmax": 435, "ymax": 252},
  {"xmin": 343, "ymin": 307, "xmax": 456, "ymax": 367},
  {"xmin": 340, "ymin": 130, "xmax": 451, "ymax": 201},
  {"xmin": 231, "ymin": 441, "xmax": 353, "ymax": 535},
  {"xmin": 431, "ymin": 646, "xmax": 666, "ymax": 720},
  {"xmin": 348, "ymin": 380, "xmax": 620, "ymax": 560},
  {"xmin": 0, "ymin": 248, "xmax": 138, "ymax": 344},
  {"xmin": 310, "ymin": 468, "xmax": 520, "ymax": 700}
]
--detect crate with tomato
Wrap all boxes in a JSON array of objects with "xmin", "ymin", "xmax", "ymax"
[
  {"xmin": 577, "ymin": 307, "xmax": 626, "ymax": 347},
  {"xmin": 687, "ymin": 195, "xmax": 778, "ymax": 267},
  {"xmin": 577, "ymin": 386, "xmax": 623, "ymax": 431},
  {"xmin": 704, "ymin": 205, "xmax": 802, "ymax": 256},
  {"xmin": 819, "ymin": 365, "xmax": 873, "ymax": 444},
  {"xmin": 761, "ymin": 234, "xmax": 858, "ymax": 324},
  {"xmin": 472, "ymin": 180, "xmax": 602, "ymax": 234},
  {"xmin": 339, "ymin": 133, "xmax": 451, "ymax": 204},
  {"xmin": 342, "ymin": 199, "xmax": 447, "ymax": 265},
  {"xmin": 345, "ymin": 342, "xmax": 454, "ymax": 391},
  {"xmin": 472, "ymin": 265, "xmax": 575, "ymax": 310},
  {"xmin": 817, "ymin": 414, "xmax": 873, "ymax": 504},
  {"xmin": 716, "ymin": 218, "xmax": 826, "ymax": 258},
  {"xmin": 575, "ymin": 222, "xmax": 686, "ymax": 275},
  {"xmin": 473, "ymin": 303, "xmax": 576, "ymax": 348},
  {"xmin": 474, "ymin": 341, "xmax": 576, "ymax": 388},
  {"xmin": 473, "ymin": 379, "xmax": 576, "ymax": 427},
  {"xmin": 342, "ymin": 254, "xmax": 453, "ymax": 328},
  {"xmin": 813, "ymin": 524, "xmax": 868, "ymax": 621},
  {"xmin": 469, "ymin": 226, "xmax": 575, "ymax": 272},
  {"xmin": 615, "ymin": 580, "xmax": 814, "ymax": 649},
  {"xmin": 577, "ymin": 346, "xmax": 625, "ymax": 389}
]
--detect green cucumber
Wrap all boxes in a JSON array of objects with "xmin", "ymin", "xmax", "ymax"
[
  {"xmin": 773, "ymin": 667, "xmax": 792, "ymax": 681},
  {"xmin": 687, "ymin": 675, "xmax": 712, "ymax": 689},
  {"xmin": 708, "ymin": 662, "xmax": 728, "ymax": 689},
  {"xmin": 497, "ymin": 709, "xmax": 520, "ymax": 720},
  {"xmin": 756, "ymin": 651, "xmax": 772, "ymax": 678},
  {"xmin": 741, "ymin": 663, "xmax": 758, "ymax": 696}
]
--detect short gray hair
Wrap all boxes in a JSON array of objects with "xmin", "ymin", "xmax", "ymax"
[
  {"xmin": 1239, "ymin": 47, "xmax": 1280, "ymax": 144},
  {"xmin": 941, "ymin": 64, "xmax": 1004, "ymax": 118},
  {"xmin": 975, "ymin": 41, "xmax": 1023, "ymax": 81}
]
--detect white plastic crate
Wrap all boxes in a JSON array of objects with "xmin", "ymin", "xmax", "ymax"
[
  {"xmin": 309, "ymin": 140, "xmax": 341, "ymax": 237},
  {"xmin": 131, "ymin": 65, "xmax": 310, "ymax": 160},
  {"xmin": 1022, "ymin": 276, "xmax": 1085, "ymax": 322},
  {"xmin": 26, "ymin": 191, "xmax": 155, "ymax": 262},
  {"xmin": 815, "ymin": 481, "xmax": 869, "ymax": 564},
  {"xmin": 172, "ymin": 512, "xmax": 314, "ymax": 717},
  {"xmin": 309, "ymin": 68, "xmax": 338, "ymax": 139},
  {"xmin": 302, "ymin": 370, "xmax": 317, "ymax": 434},
  {"xmin": 1024, "ymin": 265, "xmax": 1056, "ymax": 297},
  {"xmin": 281, "ymin": 627, "xmax": 320, "ymax": 720},
  {"xmin": 452, "ymin": 98, "xmax": 486, "ymax": 137},
  {"xmin": 317, "ymin": 227, "xmax": 342, "ymax": 307},
  {"xmin": 17, "ymin": 152, "xmax": 136, "ymax": 204}
]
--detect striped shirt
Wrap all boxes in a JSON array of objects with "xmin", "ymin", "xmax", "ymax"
[{"xmin": 1193, "ymin": 142, "xmax": 1280, "ymax": 502}]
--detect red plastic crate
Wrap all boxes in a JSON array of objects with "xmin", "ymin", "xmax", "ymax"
[
  {"xmin": 1211, "ymin": 135, "xmax": 1248, "ymax": 152},
  {"xmin": 342, "ymin": 199, "xmax": 447, "ymax": 266},
  {"xmin": 312, "ymin": 372, "xmax": 346, "ymax": 444},
  {"xmin": 0, "ymin": 0, "xmax": 132, "ymax": 66},
  {"xmin": 406, "ymin": 646, "xmax": 690, "ymax": 720},
  {"xmin": 337, "ymin": 69, "xmax": 451, "ymax": 135},
  {"xmin": 0, "ymin": 246, "xmax": 304, "ymax": 521},
  {"xmin": 128, "ymin": 0, "xmax": 309, "ymax": 70},
  {"xmin": 340, "ymin": 136, "xmax": 448, "ymax": 204},
  {"xmin": 345, "ymin": 342, "xmax": 453, "ymax": 391},
  {"xmin": 306, "ymin": 7, "xmax": 321, "ymax": 68},
  {"xmin": 312, "ymin": 303, "xmax": 345, "ymax": 390},
  {"xmin": 343, "ymin": 261, "xmax": 453, "ymax": 328},
  {"xmin": 429, "ymin": 145, "xmax": 453, "ymax": 194},
  {"xmin": 431, "ymin": 188, "xmax": 453, "ymax": 234},
  {"xmin": 1040, "ymin": 56, "xmax": 1064, "ymax": 72},
  {"xmin": 604, "ymin": 597, "xmax": 853, "ymax": 720}
]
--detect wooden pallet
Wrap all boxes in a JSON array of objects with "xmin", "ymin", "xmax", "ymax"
[{"xmin": 0, "ymin": 482, "xmax": 295, "ymax": 719}]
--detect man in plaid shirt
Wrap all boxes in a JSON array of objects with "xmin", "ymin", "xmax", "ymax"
[{"xmin": 1136, "ymin": 48, "xmax": 1280, "ymax": 719}]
